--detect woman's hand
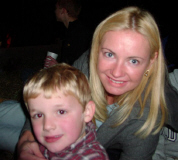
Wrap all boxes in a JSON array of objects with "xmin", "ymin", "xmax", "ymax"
[
  {"xmin": 17, "ymin": 130, "xmax": 46, "ymax": 160},
  {"xmin": 44, "ymin": 56, "xmax": 58, "ymax": 68}
]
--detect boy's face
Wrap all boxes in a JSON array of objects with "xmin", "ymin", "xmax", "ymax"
[{"xmin": 28, "ymin": 90, "xmax": 87, "ymax": 153}]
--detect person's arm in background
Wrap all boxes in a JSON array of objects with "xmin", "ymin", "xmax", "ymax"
[
  {"xmin": 0, "ymin": 100, "xmax": 26, "ymax": 152},
  {"xmin": 44, "ymin": 56, "xmax": 58, "ymax": 68}
]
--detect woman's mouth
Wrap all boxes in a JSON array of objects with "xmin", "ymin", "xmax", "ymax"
[{"xmin": 109, "ymin": 77, "xmax": 124, "ymax": 84}]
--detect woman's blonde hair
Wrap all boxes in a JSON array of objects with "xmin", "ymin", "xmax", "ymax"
[
  {"xmin": 90, "ymin": 6, "xmax": 167, "ymax": 138},
  {"xmin": 23, "ymin": 63, "xmax": 91, "ymax": 110}
]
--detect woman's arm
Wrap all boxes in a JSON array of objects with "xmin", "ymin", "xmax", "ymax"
[{"xmin": 17, "ymin": 119, "xmax": 45, "ymax": 160}]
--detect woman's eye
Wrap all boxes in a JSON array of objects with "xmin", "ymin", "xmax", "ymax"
[
  {"xmin": 105, "ymin": 52, "xmax": 113, "ymax": 58},
  {"xmin": 34, "ymin": 114, "xmax": 43, "ymax": 119},
  {"xmin": 58, "ymin": 110, "xmax": 66, "ymax": 115},
  {"xmin": 130, "ymin": 59, "xmax": 138, "ymax": 64}
]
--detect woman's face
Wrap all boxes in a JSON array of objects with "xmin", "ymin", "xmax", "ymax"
[{"xmin": 97, "ymin": 30, "xmax": 155, "ymax": 98}]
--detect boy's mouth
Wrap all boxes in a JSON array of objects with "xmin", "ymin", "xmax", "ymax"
[{"xmin": 44, "ymin": 135, "xmax": 63, "ymax": 143}]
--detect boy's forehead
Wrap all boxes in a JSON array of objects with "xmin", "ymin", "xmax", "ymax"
[
  {"xmin": 27, "ymin": 92, "xmax": 85, "ymax": 114},
  {"xmin": 28, "ymin": 91, "xmax": 82, "ymax": 106}
]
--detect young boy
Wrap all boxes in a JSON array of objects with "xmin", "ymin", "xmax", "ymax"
[{"xmin": 23, "ymin": 63, "xmax": 109, "ymax": 160}]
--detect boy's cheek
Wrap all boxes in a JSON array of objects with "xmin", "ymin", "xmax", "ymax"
[{"xmin": 32, "ymin": 122, "xmax": 42, "ymax": 137}]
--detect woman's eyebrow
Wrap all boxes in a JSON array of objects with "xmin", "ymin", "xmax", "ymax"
[
  {"xmin": 101, "ymin": 48, "xmax": 115, "ymax": 53},
  {"xmin": 128, "ymin": 56, "xmax": 144, "ymax": 60}
]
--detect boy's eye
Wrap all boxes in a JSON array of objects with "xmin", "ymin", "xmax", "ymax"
[
  {"xmin": 58, "ymin": 110, "xmax": 66, "ymax": 115},
  {"xmin": 34, "ymin": 113, "xmax": 43, "ymax": 119}
]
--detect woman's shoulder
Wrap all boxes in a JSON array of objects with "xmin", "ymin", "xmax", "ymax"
[
  {"xmin": 100, "ymin": 102, "xmax": 150, "ymax": 134},
  {"xmin": 106, "ymin": 102, "xmax": 150, "ymax": 126},
  {"xmin": 97, "ymin": 103, "xmax": 159, "ymax": 157},
  {"xmin": 129, "ymin": 101, "xmax": 150, "ymax": 120},
  {"xmin": 72, "ymin": 49, "xmax": 90, "ymax": 77}
]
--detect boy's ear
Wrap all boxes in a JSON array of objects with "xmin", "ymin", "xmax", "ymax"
[{"xmin": 84, "ymin": 101, "xmax": 95, "ymax": 123}]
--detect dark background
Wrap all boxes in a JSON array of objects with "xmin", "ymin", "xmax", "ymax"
[
  {"xmin": 0, "ymin": 0, "xmax": 177, "ymax": 102},
  {"xmin": 0, "ymin": 0, "xmax": 176, "ymax": 48}
]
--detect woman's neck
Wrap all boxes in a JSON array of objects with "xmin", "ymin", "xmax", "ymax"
[{"xmin": 106, "ymin": 94, "xmax": 115, "ymax": 105}]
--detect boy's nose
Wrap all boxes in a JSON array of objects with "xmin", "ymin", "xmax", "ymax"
[{"xmin": 43, "ymin": 117, "xmax": 56, "ymax": 131}]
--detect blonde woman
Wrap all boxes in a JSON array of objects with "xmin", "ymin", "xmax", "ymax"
[{"xmin": 17, "ymin": 6, "xmax": 178, "ymax": 160}]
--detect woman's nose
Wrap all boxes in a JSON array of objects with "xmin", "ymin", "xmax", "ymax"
[{"xmin": 111, "ymin": 61, "xmax": 125, "ymax": 77}]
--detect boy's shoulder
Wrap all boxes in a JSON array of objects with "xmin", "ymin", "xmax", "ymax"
[
  {"xmin": 70, "ymin": 140, "xmax": 109, "ymax": 160},
  {"xmin": 69, "ymin": 122, "xmax": 109, "ymax": 159}
]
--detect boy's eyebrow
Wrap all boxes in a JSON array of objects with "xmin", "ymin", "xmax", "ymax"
[
  {"xmin": 28, "ymin": 104, "xmax": 67, "ymax": 113},
  {"xmin": 54, "ymin": 104, "xmax": 68, "ymax": 108},
  {"xmin": 29, "ymin": 108, "xmax": 38, "ymax": 113}
]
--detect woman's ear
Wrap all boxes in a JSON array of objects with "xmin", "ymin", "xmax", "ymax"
[
  {"xmin": 84, "ymin": 101, "xmax": 95, "ymax": 123},
  {"xmin": 150, "ymin": 51, "xmax": 158, "ymax": 65},
  {"xmin": 148, "ymin": 51, "xmax": 158, "ymax": 69}
]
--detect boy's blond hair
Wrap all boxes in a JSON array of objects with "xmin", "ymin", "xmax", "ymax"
[{"xmin": 23, "ymin": 63, "xmax": 91, "ymax": 110}]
